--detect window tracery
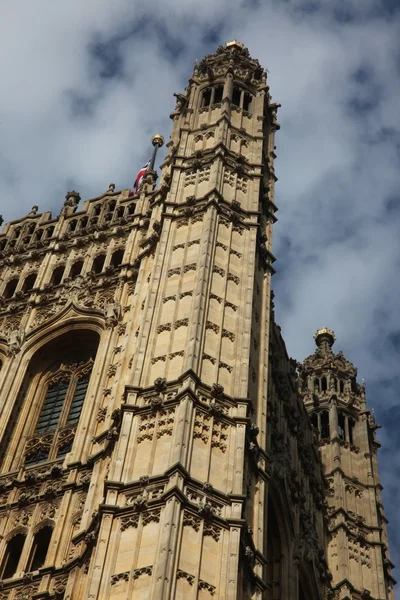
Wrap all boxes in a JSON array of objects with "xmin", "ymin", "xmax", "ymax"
[{"xmin": 24, "ymin": 359, "xmax": 93, "ymax": 465}]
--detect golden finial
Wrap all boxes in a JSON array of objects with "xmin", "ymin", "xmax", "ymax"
[
  {"xmin": 313, "ymin": 326, "xmax": 336, "ymax": 349},
  {"xmin": 313, "ymin": 326, "xmax": 336, "ymax": 341},
  {"xmin": 151, "ymin": 134, "xmax": 164, "ymax": 148},
  {"xmin": 226, "ymin": 40, "xmax": 244, "ymax": 49}
]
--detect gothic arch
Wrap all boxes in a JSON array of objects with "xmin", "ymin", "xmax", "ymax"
[
  {"xmin": 25, "ymin": 303, "xmax": 105, "ymax": 347},
  {"xmin": 31, "ymin": 517, "xmax": 55, "ymax": 536},
  {"xmin": 0, "ymin": 327, "xmax": 101, "ymax": 471},
  {"xmin": 4, "ymin": 525, "xmax": 28, "ymax": 542}
]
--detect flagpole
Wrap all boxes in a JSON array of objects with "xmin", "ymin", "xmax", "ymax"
[{"xmin": 150, "ymin": 134, "xmax": 164, "ymax": 171}]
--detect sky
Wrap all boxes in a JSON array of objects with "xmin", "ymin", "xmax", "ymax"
[{"xmin": 1, "ymin": 0, "xmax": 399, "ymax": 589}]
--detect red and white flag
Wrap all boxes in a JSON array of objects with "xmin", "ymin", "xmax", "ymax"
[{"xmin": 129, "ymin": 160, "xmax": 150, "ymax": 196}]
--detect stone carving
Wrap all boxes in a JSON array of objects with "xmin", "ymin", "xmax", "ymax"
[
  {"xmin": 7, "ymin": 326, "xmax": 24, "ymax": 356},
  {"xmin": 104, "ymin": 300, "xmax": 121, "ymax": 328},
  {"xmin": 111, "ymin": 571, "xmax": 129, "ymax": 585},
  {"xmin": 177, "ymin": 570, "xmax": 195, "ymax": 585},
  {"xmin": 198, "ymin": 580, "xmax": 216, "ymax": 595},
  {"xmin": 154, "ymin": 377, "xmax": 167, "ymax": 392},
  {"xmin": 120, "ymin": 514, "xmax": 139, "ymax": 531},
  {"xmin": 132, "ymin": 566, "xmax": 152, "ymax": 579},
  {"xmin": 183, "ymin": 511, "xmax": 201, "ymax": 532},
  {"xmin": 206, "ymin": 321, "xmax": 220, "ymax": 334},
  {"xmin": 211, "ymin": 383, "xmax": 224, "ymax": 398}
]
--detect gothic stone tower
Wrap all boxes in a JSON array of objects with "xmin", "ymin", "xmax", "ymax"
[
  {"xmin": 298, "ymin": 328, "xmax": 395, "ymax": 599},
  {"xmin": 0, "ymin": 42, "xmax": 393, "ymax": 600}
]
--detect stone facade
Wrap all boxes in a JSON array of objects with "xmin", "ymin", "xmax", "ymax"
[{"xmin": 0, "ymin": 42, "xmax": 394, "ymax": 599}]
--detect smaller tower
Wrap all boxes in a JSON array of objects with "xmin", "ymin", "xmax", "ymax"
[{"xmin": 298, "ymin": 329, "xmax": 395, "ymax": 600}]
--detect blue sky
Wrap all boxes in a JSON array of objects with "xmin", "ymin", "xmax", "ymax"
[{"xmin": 1, "ymin": 0, "xmax": 399, "ymax": 587}]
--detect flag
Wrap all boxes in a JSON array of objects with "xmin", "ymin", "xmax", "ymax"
[{"xmin": 129, "ymin": 160, "xmax": 151, "ymax": 196}]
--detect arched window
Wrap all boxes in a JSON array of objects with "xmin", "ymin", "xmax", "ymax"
[
  {"xmin": 93, "ymin": 204, "xmax": 101, "ymax": 216},
  {"xmin": 243, "ymin": 91, "xmax": 252, "ymax": 112},
  {"xmin": 313, "ymin": 378, "xmax": 320, "ymax": 392},
  {"xmin": 0, "ymin": 533, "xmax": 26, "ymax": 579},
  {"xmin": 46, "ymin": 226, "xmax": 55, "ymax": 238},
  {"xmin": 22, "ymin": 273, "xmax": 37, "ymax": 294},
  {"xmin": 310, "ymin": 411, "xmax": 330, "ymax": 440},
  {"xmin": 340, "ymin": 380, "xmax": 345, "ymax": 394},
  {"xmin": 68, "ymin": 219, "xmax": 77, "ymax": 233},
  {"xmin": 69, "ymin": 260, "xmax": 83, "ymax": 279},
  {"xmin": 10, "ymin": 227, "xmax": 21, "ymax": 240},
  {"xmin": 3, "ymin": 278, "xmax": 18, "ymax": 299},
  {"xmin": 80, "ymin": 217, "xmax": 88, "ymax": 230},
  {"xmin": 25, "ymin": 363, "xmax": 92, "ymax": 465},
  {"xmin": 232, "ymin": 85, "xmax": 241, "ymax": 107},
  {"xmin": 108, "ymin": 200, "xmax": 116, "ymax": 212},
  {"xmin": 110, "ymin": 248, "xmax": 124, "ymax": 268},
  {"xmin": 51, "ymin": 266, "xmax": 64, "ymax": 286},
  {"xmin": 321, "ymin": 377, "xmax": 327, "ymax": 392},
  {"xmin": 320, "ymin": 411, "xmax": 330, "ymax": 439},
  {"xmin": 26, "ymin": 526, "xmax": 52, "ymax": 572},
  {"xmin": 0, "ymin": 239, "xmax": 7, "ymax": 251},
  {"xmin": 34, "ymin": 229, "xmax": 43, "ymax": 242},
  {"xmin": 0, "ymin": 330, "xmax": 99, "ymax": 471},
  {"xmin": 92, "ymin": 254, "xmax": 105, "ymax": 274},
  {"xmin": 201, "ymin": 85, "xmax": 224, "ymax": 108},
  {"xmin": 202, "ymin": 87, "xmax": 212, "ymax": 107}
]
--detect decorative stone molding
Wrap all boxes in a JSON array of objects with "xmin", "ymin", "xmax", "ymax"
[
  {"xmin": 182, "ymin": 511, "xmax": 201, "ymax": 532},
  {"xmin": 133, "ymin": 566, "xmax": 152, "ymax": 579},
  {"xmin": 111, "ymin": 571, "xmax": 129, "ymax": 585},
  {"xmin": 198, "ymin": 580, "xmax": 216, "ymax": 595},
  {"xmin": 177, "ymin": 570, "xmax": 195, "ymax": 585}
]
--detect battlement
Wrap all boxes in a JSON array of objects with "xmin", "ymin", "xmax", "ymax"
[{"xmin": 0, "ymin": 185, "xmax": 135, "ymax": 257}]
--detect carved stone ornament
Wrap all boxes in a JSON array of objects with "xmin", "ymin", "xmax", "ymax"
[
  {"xmin": 111, "ymin": 571, "xmax": 129, "ymax": 585},
  {"xmin": 177, "ymin": 570, "xmax": 195, "ymax": 585},
  {"xmin": 154, "ymin": 377, "xmax": 167, "ymax": 392},
  {"xmin": 211, "ymin": 383, "xmax": 224, "ymax": 398},
  {"xmin": 104, "ymin": 300, "xmax": 121, "ymax": 328},
  {"xmin": 7, "ymin": 326, "xmax": 24, "ymax": 356}
]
